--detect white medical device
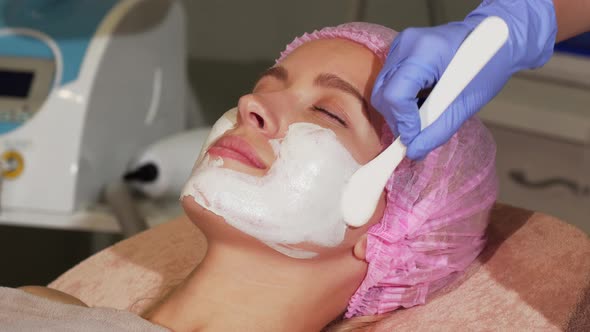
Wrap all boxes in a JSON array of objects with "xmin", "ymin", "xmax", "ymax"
[
  {"xmin": 125, "ymin": 127, "xmax": 212, "ymax": 198},
  {"xmin": 0, "ymin": 0, "xmax": 193, "ymax": 229}
]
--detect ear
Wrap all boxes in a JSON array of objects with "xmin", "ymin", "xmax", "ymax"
[{"xmin": 353, "ymin": 234, "xmax": 368, "ymax": 261}]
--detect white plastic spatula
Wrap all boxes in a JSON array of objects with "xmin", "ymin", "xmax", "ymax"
[{"xmin": 341, "ymin": 16, "xmax": 509, "ymax": 228}]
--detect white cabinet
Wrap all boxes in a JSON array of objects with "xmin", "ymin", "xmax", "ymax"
[
  {"xmin": 480, "ymin": 76, "xmax": 590, "ymax": 233},
  {"xmin": 488, "ymin": 124, "xmax": 590, "ymax": 233}
]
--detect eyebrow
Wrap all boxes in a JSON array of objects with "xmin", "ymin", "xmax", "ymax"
[
  {"xmin": 314, "ymin": 73, "xmax": 368, "ymax": 112},
  {"xmin": 256, "ymin": 66, "xmax": 369, "ymax": 113},
  {"xmin": 256, "ymin": 66, "xmax": 288, "ymax": 83}
]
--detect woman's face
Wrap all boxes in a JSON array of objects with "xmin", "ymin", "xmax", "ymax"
[
  {"xmin": 217, "ymin": 39, "xmax": 384, "ymax": 175},
  {"xmin": 183, "ymin": 38, "xmax": 386, "ymax": 257}
]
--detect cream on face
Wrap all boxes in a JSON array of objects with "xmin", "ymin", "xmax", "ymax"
[{"xmin": 182, "ymin": 109, "xmax": 360, "ymax": 259}]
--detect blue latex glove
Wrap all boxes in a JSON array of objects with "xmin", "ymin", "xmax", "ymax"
[{"xmin": 372, "ymin": 0, "xmax": 557, "ymax": 159}]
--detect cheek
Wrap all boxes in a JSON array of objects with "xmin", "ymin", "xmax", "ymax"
[
  {"xmin": 341, "ymin": 113, "xmax": 386, "ymax": 164},
  {"xmin": 343, "ymin": 130, "xmax": 383, "ymax": 164},
  {"xmin": 368, "ymin": 108, "xmax": 386, "ymax": 133}
]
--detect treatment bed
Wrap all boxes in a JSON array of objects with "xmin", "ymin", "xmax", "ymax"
[{"xmin": 48, "ymin": 203, "xmax": 590, "ymax": 331}]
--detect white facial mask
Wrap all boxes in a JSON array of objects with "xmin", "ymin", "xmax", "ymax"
[{"xmin": 182, "ymin": 111, "xmax": 360, "ymax": 259}]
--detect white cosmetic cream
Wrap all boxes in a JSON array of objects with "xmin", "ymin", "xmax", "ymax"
[{"xmin": 182, "ymin": 110, "xmax": 360, "ymax": 258}]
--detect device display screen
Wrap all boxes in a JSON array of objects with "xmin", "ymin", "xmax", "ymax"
[{"xmin": 0, "ymin": 69, "xmax": 34, "ymax": 98}]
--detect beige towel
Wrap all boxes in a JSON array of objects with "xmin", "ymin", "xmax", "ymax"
[
  {"xmin": 50, "ymin": 205, "xmax": 590, "ymax": 331},
  {"xmin": 0, "ymin": 287, "xmax": 168, "ymax": 332}
]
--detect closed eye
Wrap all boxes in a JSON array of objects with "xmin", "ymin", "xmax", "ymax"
[{"xmin": 312, "ymin": 106, "xmax": 348, "ymax": 128}]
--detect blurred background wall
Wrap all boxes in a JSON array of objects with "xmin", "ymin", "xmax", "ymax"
[{"xmin": 182, "ymin": 0, "xmax": 455, "ymax": 123}]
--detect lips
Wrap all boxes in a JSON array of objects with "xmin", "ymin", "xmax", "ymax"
[{"xmin": 208, "ymin": 135, "xmax": 267, "ymax": 169}]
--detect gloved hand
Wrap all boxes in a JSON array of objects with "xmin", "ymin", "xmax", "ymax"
[{"xmin": 372, "ymin": 0, "xmax": 557, "ymax": 159}]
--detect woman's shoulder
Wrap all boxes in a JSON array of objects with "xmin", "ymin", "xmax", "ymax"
[
  {"xmin": 18, "ymin": 285, "xmax": 88, "ymax": 307},
  {"xmin": 1, "ymin": 286, "xmax": 169, "ymax": 331}
]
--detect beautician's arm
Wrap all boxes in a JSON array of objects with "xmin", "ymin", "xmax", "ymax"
[
  {"xmin": 373, "ymin": 0, "xmax": 589, "ymax": 160},
  {"xmin": 554, "ymin": 0, "xmax": 590, "ymax": 41}
]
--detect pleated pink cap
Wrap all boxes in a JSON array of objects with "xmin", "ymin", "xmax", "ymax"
[{"xmin": 277, "ymin": 22, "xmax": 397, "ymax": 64}]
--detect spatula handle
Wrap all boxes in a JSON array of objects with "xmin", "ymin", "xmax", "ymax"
[{"xmin": 418, "ymin": 16, "xmax": 509, "ymax": 130}]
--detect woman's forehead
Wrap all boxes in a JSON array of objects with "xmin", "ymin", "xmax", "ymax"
[{"xmin": 278, "ymin": 39, "xmax": 381, "ymax": 94}]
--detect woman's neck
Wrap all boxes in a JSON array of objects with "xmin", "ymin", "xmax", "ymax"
[{"xmin": 145, "ymin": 241, "xmax": 366, "ymax": 332}]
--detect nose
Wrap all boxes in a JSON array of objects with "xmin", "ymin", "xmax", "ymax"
[{"xmin": 237, "ymin": 94, "xmax": 281, "ymax": 137}]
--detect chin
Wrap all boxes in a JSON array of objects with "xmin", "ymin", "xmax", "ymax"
[
  {"xmin": 181, "ymin": 195, "xmax": 218, "ymax": 226},
  {"xmin": 180, "ymin": 195, "xmax": 257, "ymax": 245}
]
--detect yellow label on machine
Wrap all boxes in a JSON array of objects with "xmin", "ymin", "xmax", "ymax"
[{"xmin": 1, "ymin": 150, "xmax": 24, "ymax": 179}]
